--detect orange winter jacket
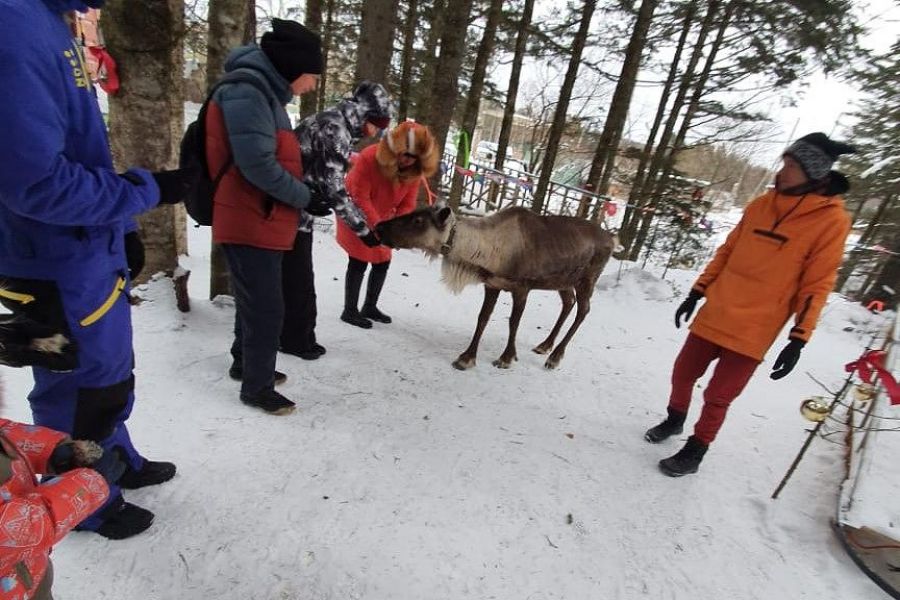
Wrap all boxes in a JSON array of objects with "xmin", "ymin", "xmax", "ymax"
[{"xmin": 689, "ymin": 189, "xmax": 851, "ymax": 360}]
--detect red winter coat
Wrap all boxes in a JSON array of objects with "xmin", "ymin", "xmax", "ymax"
[
  {"xmin": 206, "ymin": 51, "xmax": 305, "ymax": 251},
  {"xmin": 338, "ymin": 145, "xmax": 421, "ymax": 264},
  {"xmin": 0, "ymin": 420, "xmax": 109, "ymax": 600}
]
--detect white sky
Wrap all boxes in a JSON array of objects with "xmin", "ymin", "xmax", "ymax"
[{"xmin": 504, "ymin": 0, "xmax": 900, "ymax": 168}]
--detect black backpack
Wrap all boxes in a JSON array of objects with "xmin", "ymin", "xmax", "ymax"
[{"xmin": 179, "ymin": 72, "xmax": 270, "ymax": 226}]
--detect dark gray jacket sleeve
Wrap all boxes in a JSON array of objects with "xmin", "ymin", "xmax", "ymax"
[
  {"xmin": 314, "ymin": 125, "xmax": 369, "ymax": 235},
  {"xmin": 217, "ymin": 83, "xmax": 310, "ymax": 209}
]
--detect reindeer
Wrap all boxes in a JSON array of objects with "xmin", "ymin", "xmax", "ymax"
[{"xmin": 376, "ymin": 205, "xmax": 616, "ymax": 370}]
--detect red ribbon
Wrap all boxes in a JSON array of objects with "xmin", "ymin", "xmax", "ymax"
[
  {"xmin": 88, "ymin": 46, "xmax": 119, "ymax": 95},
  {"xmin": 845, "ymin": 350, "xmax": 900, "ymax": 405}
]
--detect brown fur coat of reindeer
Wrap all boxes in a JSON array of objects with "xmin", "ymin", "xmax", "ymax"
[{"xmin": 376, "ymin": 205, "xmax": 616, "ymax": 369}]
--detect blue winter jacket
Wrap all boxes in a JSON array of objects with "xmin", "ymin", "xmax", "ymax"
[{"xmin": 0, "ymin": 0, "xmax": 160, "ymax": 281}]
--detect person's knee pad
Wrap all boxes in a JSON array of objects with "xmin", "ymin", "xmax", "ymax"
[{"xmin": 74, "ymin": 375, "xmax": 134, "ymax": 442}]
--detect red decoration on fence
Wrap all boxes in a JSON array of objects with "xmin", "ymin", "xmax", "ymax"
[
  {"xmin": 845, "ymin": 350, "xmax": 900, "ymax": 405},
  {"xmin": 605, "ymin": 202, "xmax": 617, "ymax": 216}
]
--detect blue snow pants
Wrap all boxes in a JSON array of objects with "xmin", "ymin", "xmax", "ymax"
[{"xmin": 0, "ymin": 270, "xmax": 145, "ymax": 530}]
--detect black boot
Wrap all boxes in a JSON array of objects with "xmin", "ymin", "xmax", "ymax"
[
  {"xmin": 644, "ymin": 407, "xmax": 686, "ymax": 443},
  {"xmin": 280, "ymin": 343, "xmax": 326, "ymax": 360},
  {"xmin": 229, "ymin": 361, "xmax": 287, "ymax": 386},
  {"xmin": 341, "ymin": 258, "xmax": 372, "ymax": 329},
  {"xmin": 240, "ymin": 388, "xmax": 296, "ymax": 415},
  {"xmin": 659, "ymin": 435, "xmax": 708, "ymax": 477},
  {"xmin": 119, "ymin": 460, "xmax": 177, "ymax": 489},
  {"xmin": 361, "ymin": 262, "xmax": 391, "ymax": 323},
  {"xmin": 94, "ymin": 500, "xmax": 155, "ymax": 540}
]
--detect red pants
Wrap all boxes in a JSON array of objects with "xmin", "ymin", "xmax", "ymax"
[{"xmin": 668, "ymin": 333, "xmax": 760, "ymax": 445}]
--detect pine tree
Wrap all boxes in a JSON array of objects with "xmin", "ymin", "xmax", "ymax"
[{"xmin": 835, "ymin": 40, "xmax": 900, "ymax": 305}]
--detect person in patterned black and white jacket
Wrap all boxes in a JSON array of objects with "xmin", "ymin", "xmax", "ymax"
[{"xmin": 280, "ymin": 82, "xmax": 392, "ymax": 360}]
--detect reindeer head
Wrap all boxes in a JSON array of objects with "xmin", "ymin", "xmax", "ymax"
[{"xmin": 376, "ymin": 205, "xmax": 455, "ymax": 255}]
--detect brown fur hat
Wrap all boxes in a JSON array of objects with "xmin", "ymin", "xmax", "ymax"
[{"xmin": 376, "ymin": 121, "xmax": 439, "ymax": 182}]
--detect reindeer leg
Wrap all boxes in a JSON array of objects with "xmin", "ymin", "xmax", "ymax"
[
  {"xmin": 533, "ymin": 289, "xmax": 575, "ymax": 355},
  {"xmin": 493, "ymin": 288, "xmax": 528, "ymax": 369},
  {"xmin": 453, "ymin": 286, "xmax": 500, "ymax": 370},
  {"xmin": 545, "ymin": 281, "xmax": 593, "ymax": 370}
]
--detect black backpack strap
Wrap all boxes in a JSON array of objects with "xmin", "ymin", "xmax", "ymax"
[{"xmin": 203, "ymin": 71, "xmax": 274, "ymax": 182}]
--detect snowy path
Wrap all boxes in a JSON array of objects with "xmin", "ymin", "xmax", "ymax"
[{"xmin": 1, "ymin": 225, "xmax": 890, "ymax": 599}]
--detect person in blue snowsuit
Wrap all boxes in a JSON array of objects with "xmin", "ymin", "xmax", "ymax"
[{"xmin": 0, "ymin": 0, "xmax": 195, "ymax": 540}]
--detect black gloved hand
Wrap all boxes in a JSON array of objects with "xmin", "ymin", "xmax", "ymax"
[
  {"xmin": 124, "ymin": 231, "xmax": 145, "ymax": 280},
  {"xmin": 674, "ymin": 289, "xmax": 703, "ymax": 328},
  {"xmin": 0, "ymin": 315, "xmax": 78, "ymax": 371},
  {"xmin": 50, "ymin": 440, "xmax": 104, "ymax": 473},
  {"xmin": 770, "ymin": 338, "xmax": 805, "ymax": 380},
  {"xmin": 304, "ymin": 188, "xmax": 332, "ymax": 217},
  {"xmin": 360, "ymin": 231, "xmax": 381, "ymax": 248},
  {"xmin": 151, "ymin": 167, "xmax": 200, "ymax": 205}
]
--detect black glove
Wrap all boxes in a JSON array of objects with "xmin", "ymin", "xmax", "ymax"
[
  {"xmin": 770, "ymin": 338, "xmax": 805, "ymax": 380},
  {"xmin": 124, "ymin": 231, "xmax": 145, "ymax": 280},
  {"xmin": 304, "ymin": 189, "xmax": 332, "ymax": 217},
  {"xmin": 674, "ymin": 289, "xmax": 703, "ymax": 328},
  {"xmin": 0, "ymin": 315, "xmax": 78, "ymax": 371},
  {"xmin": 360, "ymin": 231, "xmax": 381, "ymax": 247},
  {"xmin": 151, "ymin": 167, "xmax": 200, "ymax": 205}
]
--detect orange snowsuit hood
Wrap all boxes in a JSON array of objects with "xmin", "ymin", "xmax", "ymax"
[{"xmin": 689, "ymin": 188, "xmax": 851, "ymax": 360}]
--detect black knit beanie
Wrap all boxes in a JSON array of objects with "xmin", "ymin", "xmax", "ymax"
[
  {"xmin": 261, "ymin": 18, "xmax": 323, "ymax": 83},
  {"xmin": 783, "ymin": 132, "xmax": 856, "ymax": 181}
]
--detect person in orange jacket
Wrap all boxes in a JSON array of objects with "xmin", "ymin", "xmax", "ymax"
[
  {"xmin": 0, "ymin": 314, "xmax": 124, "ymax": 599},
  {"xmin": 337, "ymin": 121, "xmax": 439, "ymax": 328},
  {"xmin": 645, "ymin": 132, "xmax": 856, "ymax": 476}
]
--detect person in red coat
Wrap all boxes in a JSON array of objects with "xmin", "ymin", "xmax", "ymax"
[{"xmin": 337, "ymin": 121, "xmax": 439, "ymax": 328}]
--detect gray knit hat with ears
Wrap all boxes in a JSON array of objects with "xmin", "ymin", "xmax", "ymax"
[{"xmin": 783, "ymin": 132, "xmax": 856, "ymax": 181}]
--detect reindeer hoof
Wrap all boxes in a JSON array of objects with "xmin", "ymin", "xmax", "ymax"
[
  {"xmin": 492, "ymin": 356, "xmax": 516, "ymax": 369},
  {"xmin": 532, "ymin": 344, "xmax": 552, "ymax": 355},
  {"xmin": 544, "ymin": 356, "xmax": 562, "ymax": 370},
  {"xmin": 452, "ymin": 356, "xmax": 476, "ymax": 370}
]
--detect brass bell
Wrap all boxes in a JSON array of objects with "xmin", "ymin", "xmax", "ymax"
[
  {"xmin": 853, "ymin": 383, "xmax": 876, "ymax": 403},
  {"xmin": 800, "ymin": 397, "xmax": 830, "ymax": 422}
]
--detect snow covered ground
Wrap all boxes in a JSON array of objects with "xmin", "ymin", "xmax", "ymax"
[{"xmin": 2, "ymin": 220, "xmax": 897, "ymax": 600}]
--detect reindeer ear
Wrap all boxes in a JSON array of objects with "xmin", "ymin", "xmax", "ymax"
[{"xmin": 435, "ymin": 206, "xmax": 452, "ymax": 228}]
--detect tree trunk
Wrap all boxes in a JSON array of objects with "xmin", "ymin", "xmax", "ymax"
[
  {"xmin": 493, "ymin": 0, "xmax": 535, "ymax": 173},
  {"xmin": 300, "ymin": 0, "xmax": 323, "ymax": 118},
  {"xmin": 584, "ymin": 0, "xmax": 659, "ymax": 199},
  {"xmin": 629, "ymin": 0, "xmax": 735, "ymax": 259},
  {"xmin": 318, "ymin": 0, "xmax": 336, "ymax": 113},
  {"xmin": 836, "ymin": 193, "xmax": 896, "ymax": 292},
  {"xmin": 613, "ymin": 0, "xmax": 696, "ymax": 224},
  {"xmin": 397, "ymin": 0, "xmax": 420, "ymax": 121},
  {"xmin": 621, "ymin": 0, "xmax": 719, "ymax": 257},
  {"xmin": 448, "ymin": 0, "xmax": 504, "ymax": 209},
  {"xmin": 355, "ymin": 0, "xmax": 400, "ymax": 85},
  {"xmin": 862, "ymin": 232, "xmax": 900, "ymax": 309},
  {"xmin": 531, "ymin": 0, "xmax": 596, "ymax": 215},
  {"xmin": 206, "ymin": 0, "xmax": 254, "ymax": 299},
  {"xmin": 425, "ymin": 0, "xmax": 475, "ymax": 192},
  {"xmin": 415, "ymin": 0, "xmax": 447, "ymax": 120},
  {"xmin": 103, "ymin": 0, "xmax": 185, "ymax": 283}
]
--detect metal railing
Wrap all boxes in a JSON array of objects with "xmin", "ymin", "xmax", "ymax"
[{"xmin": 439, "ymin": 153, "xmax": 612, "ymax": 218}]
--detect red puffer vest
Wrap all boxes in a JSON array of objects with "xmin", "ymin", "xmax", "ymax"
[{"xmin": 205, "ymin": 104, "xmax": 302, "ymax": 251}]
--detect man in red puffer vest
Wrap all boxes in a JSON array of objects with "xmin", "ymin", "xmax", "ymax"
[{"xmin": 206, "ymin": 19, "xmax": 320, "ymax": 415}]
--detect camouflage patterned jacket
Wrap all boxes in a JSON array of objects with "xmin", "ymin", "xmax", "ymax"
[{"xmin": 293, "ymin": 82, "xmax": 392, "ymax": 234}]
